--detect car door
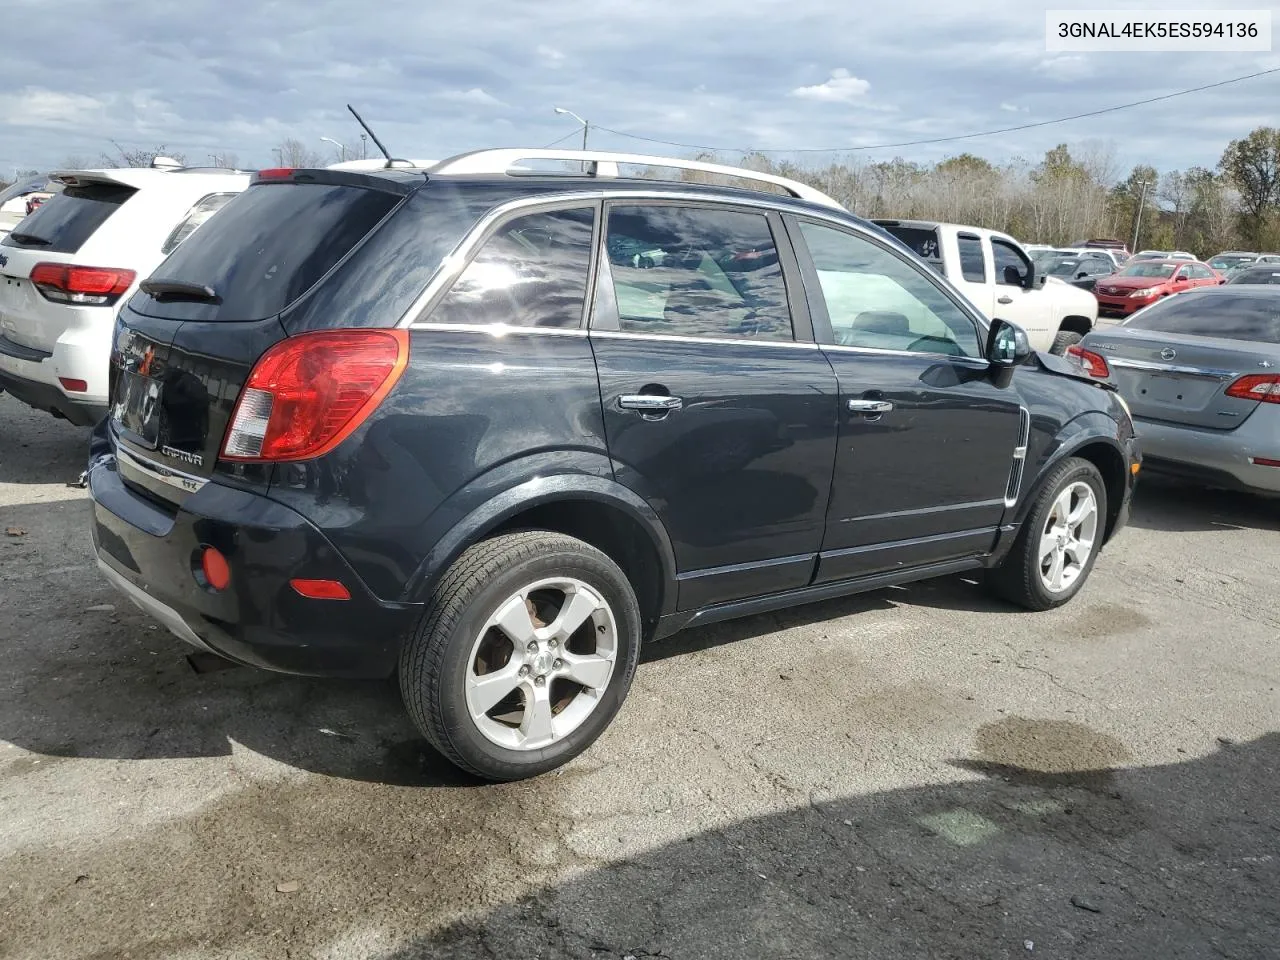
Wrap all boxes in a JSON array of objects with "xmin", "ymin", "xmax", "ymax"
[
  {"xmin": 989, "ymin": 235, "xmax": 1053, "ymax": 346},
  {"xmin": 953, "ymin": 231, "xmax": 994, "ymax": 317},
  {"xmin": 590, "ymin": 201, "xmax": 840, "ymax": 610},
  {"xmin": 1188, "ymin": 263, "xmax": 1220, "ymax": 288},
  {"xmin": 785, "ymin": 216, "xmax": 1025, "ymax": 583}
]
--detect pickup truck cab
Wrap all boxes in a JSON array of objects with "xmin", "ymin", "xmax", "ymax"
[{"xmin": 873, "ymin": 220, "xmax": 1098, "ymax": 354}]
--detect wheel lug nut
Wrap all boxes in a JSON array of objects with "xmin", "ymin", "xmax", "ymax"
[
  {"xmin": 526, "ymin": 641, "xmax": 538, "ymax": 653},
  {"xmin": 549, "ymin": 638, "xmax": 558, "ymax": 648},
  {"xmin": 534, "ymin": 675, "xmax": 546, "ymax": 687},
  {"xmin": 518, "ymin": 665, "xmax": 530, "ymax": 678},
  {"xmin": 553, "ymin": 659, "xmax": 564, "ymax": 670}
]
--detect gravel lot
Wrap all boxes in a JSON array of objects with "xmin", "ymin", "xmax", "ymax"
[{"xmin": 1, "ymin": 391, "xmax": 1277, "ymax": 960}]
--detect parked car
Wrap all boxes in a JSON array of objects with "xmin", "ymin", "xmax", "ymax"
[
  {"xmin": 1207, "ymin": 251, "xmax": 1260, "ymax": 272},
  {"xmin": 1042, "ymin": 255, "xmax": 1115, "ymax": 292},
  {"xmin": 0, "ymin": 160, "xmax": 250, "ymax": 424},
  {"xmin": 1030, "ymin": 247, "xmax": 1123, "ymax": 271},
  {"xmin": 0, "ymin": 176, "xmax": 60, "ymax": 236},
  {"xmin": 872, "ymin": 220, "xmax": 1099, "ymax": 353},
  {"xmin": 1076, "ymin": 238, "xmax": 1131, "ymax": 262},
  {"xmin": 1131, "ymin": 250, "xmax": 1196, "ymax": 262},
  {"xmin": 1094, "ymin": 259, "xmax": 1222, "ymax": 317},
  {"xmin": 1072, "ymin": 287, "xmax": 1280, "ymax": 495},
  {"xmin": 1227, "ymin": 265, "xmax": 1280, "ymax": 285},
  {"xmin": 84, "ymin": 149, "xmax": 1139, "ymax": 781}
]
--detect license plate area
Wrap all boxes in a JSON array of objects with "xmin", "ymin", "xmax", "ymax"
[
  {"xmin": 1139, "ymin": 374, "xmax": 1215, "ymax": 409},
  {"xmin": 112, "ymin": 370, "xmax": 163, "ymax": 449}
]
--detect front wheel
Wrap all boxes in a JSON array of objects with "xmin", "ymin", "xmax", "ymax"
[
  {"xmin": 987, "ymin": 457, "xmax": 1107, "ymax": 611},
  {"xmin": 399, "ymin": 531, "xmax": 641, "ymax": 781},
  {"xmin": 1049, "ymin": 330, "xmax": 1084, "ymax": 355}
]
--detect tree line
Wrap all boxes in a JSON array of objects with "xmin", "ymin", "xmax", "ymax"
[{"xmin": 8, "ymin": 127, "xmax": 1280, "ymax": 257}]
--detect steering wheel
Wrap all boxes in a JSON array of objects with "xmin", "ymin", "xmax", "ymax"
[{"xmin": 905, "ymin": 335, "xmax": 964, "ymax": 357}]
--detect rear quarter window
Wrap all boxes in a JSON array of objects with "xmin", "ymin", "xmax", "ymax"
[
  {"xmin": 1126, "ymin": 293, "xmax": 1280, "ymax": 343},
  {"xmin": 1, "ymin": 182, "xmax": 136, "ymax": 254},
  {"xmin": 130, "ymin": 182, "xmax": 400, "ymax": 321},
  {"xmin": 877, "ymin": 225, "xmax": 943, "ymax": 270}
]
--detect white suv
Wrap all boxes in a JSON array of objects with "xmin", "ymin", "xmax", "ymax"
[{"xmin": 0, "ymin": 161, "xmax": 250, "ymax": 425}]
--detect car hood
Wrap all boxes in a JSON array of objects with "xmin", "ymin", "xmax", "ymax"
[{"xmin": 1099, "ymin": 276, "xmax": 1167, "ymax": 290}]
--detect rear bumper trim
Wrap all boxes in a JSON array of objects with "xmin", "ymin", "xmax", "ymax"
[
  {"xmin": 95, "ymin": 555, "xmax": 213, "ymax": 652},
  {"xmin": 0, "ymin": 333, "xmax": 51, "ymax": 362}
]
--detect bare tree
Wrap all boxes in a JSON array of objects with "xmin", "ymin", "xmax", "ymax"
[
  {"xmin": 100, "ymin": 143, "xmax": 187, "ymax": 168},
  {"xmin": 272, "ymin": 138, "xmax": 323, "ymax": 168}
]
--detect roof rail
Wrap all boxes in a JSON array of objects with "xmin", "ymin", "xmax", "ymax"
[{"xmin": 427, "ymin": 149, "xmax": 845, "ymax": 211}]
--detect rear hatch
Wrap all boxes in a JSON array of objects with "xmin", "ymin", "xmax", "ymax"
[
  {"xmin": 1083, "ymin": 290, "xmax": 1280, "ymax": 430},
  {"xmin": 0, "ymin": 178, "xmax": 138, "ymax": 354},
  {"xmin": 108, "ymin": 171, "xmax": 412, "ymax": 506}
]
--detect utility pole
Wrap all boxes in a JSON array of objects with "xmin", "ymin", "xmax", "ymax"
[
  {"xmin": 554, "ymin": 107, "xmax": 589, "ymax": 150},
  {"xmin": 360, "ymin": 134, "xmax": 367, "ymax": 160},
  {"xmin": 1131, "ymin": 179, "xmax": 1150, "ymax": 252}
]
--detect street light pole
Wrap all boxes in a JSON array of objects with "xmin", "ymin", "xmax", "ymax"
[
  {"xmin": 320, "ymin": 136, "xmax": 346, "ymax": 162},
  {"xmin": 553, "ymin": 106, "xmax": 589, "ymax": 150},
  {"xmin": 1131, "ymin": 179, "xmax": 1151, "ymax": 253},
  {"xmin": 360, "ymin": 134, "xmax": 367, "ymax": 159}
]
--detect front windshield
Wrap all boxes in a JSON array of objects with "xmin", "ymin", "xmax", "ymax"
[{"xmin": 1119, "ymin": 262, "xmax": 1177, "ymax": 278}]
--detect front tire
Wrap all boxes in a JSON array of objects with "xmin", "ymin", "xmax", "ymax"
[
  {"xmin": 399, "ymin": 531, "xmax": 642, "ymax": 781},
  {"xmin": 987, "ymin": 457, "xmax": 1107, "ymax": 611},
  {"xmin": 1049, "ymin": 330, "xmax": 1084, "ymax": 355}
]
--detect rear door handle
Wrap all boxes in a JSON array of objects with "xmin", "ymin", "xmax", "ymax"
[
  {"xmin": 997, "ymin": 295, "xmax": 1014, "ymax": 305},
  {"xmin": 847, "ymin": 399, "xmax": 894, "ymax": 413},
  {"xmin": 618, "ymin": 394, "xmax": 683, "ymax": 413}
]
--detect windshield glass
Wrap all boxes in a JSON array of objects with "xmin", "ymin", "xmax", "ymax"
[{"xmin": 1119, "ymin": 262, "xmax": 1177, "ymax": 279}]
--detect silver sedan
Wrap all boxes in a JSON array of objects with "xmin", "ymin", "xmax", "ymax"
[{"xmin": 1074, "ymin": 287, "xmax": 1280, "ymax": 495}]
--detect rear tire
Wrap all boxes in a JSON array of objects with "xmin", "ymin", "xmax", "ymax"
[
  {"xmin": 1049, "ymin": 330, "xmax": 1084, "ymax": 355},
  {"xmin": 399, "ymin": 531, "xmax": 641, "ymax": 782},
  {"xmin": 987, "ymin": 457, "xmax": 1107, "ymax": 611}
]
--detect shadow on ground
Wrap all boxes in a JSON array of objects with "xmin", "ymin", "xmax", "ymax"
[{"xmin": 1127, "ymin": 475, "xmax": 1279, "ymax": 534}]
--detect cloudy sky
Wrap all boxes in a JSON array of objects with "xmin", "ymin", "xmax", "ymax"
[{"xmin": 2, "ymin": 0, "xmax": 1278, "ymax": 180}]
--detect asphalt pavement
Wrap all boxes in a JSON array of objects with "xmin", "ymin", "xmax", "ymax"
[{"xmin": 0, "ymin": 392, "xmax": 1276, "ymax": 960}]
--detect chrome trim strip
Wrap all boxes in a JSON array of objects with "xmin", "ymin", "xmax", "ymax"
[
  {"xmin": 96, "ymin": 557, "xmax": 211, "ymax": 652},
  {"xmin": 407, "ymin": 321, "xmax": 588, "ymax": 337},
  {"xmin": 839, "ymin": 498, "xmax": 1005, "ymax": 524},
  {"xmin": 589, "ymin": 329, "xmax": 820, "ymax": 350},
  {"xmin": 676, "ymin": 552, "xmax": 815, "ymax": 582},
  {"xmin": 1106, "ymin": 356, "xmax": 1237, "ymax": 380},
  {"xmin": 820, "ymin": 526, "xmax": 995, "ymax": 559},
  {"xmin": 1005, "ymin": 405, "xmax": 1032, "ymax": 507},
  {"xmin": 820, "ymin": 342, "xmax": 991, "ymax": 366},
  {"xmin": 117, "ymin": 445, "xmax": 208, "ymax": 493}
]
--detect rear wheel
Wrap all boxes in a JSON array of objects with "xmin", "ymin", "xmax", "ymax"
[
  {"xmin": 1049, "ymin": 330, "xmax": 1084, "ymax": 355},
  {"xmin": 399, "ymin": 531, "xmax": 641, "ymax": 781},
  {"xmin": 987, "ymin": 457, "xmax": 1107, "ymax": 611}
]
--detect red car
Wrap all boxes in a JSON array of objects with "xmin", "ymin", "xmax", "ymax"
[{"xmin": 1094, "ymin": 258, "xmax": 1223, "ymax": 317}]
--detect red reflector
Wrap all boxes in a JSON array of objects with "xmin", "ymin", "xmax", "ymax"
[
  {"xmin": 58, "ymin": 377, "xmax": 89, "ymax": 393},
  {"xmin": 1066, "ymin": 344, "xmax": 1111, "ymax": 379},
  {"xmin": 31, "ymin": 263, "xmax": 136, "ymax": 297},
  {"xmin": 201, "ymin": 547, "xmax": 231, "ymax": 591},
  {"xmin": 221, "ymin": 329, "xmax": 409, "ymax": 462},
  {"xmin": 1251, "ymin": 457, "xmax": 1280, "ymax": 468},
  {"xmin": 1225, "ymin": 374, "xmax": 1280, "ymax": 404},
  {"xmin": 290, "ymin": 578, "xmax": 351, "ymax": 600},
  {"xmin": 256, "ymin": 167, "xmax": 295, "ymax": 181}
]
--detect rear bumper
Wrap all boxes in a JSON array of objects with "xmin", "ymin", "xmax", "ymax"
[
  {"xmin": 1134, "ymin": 414, "xmax": 1280, "ymax": 495},
  {"xmin": 0, "ymin": 360, "xmax": 106, "ymax": 425},
  {"xmin": 88, "ymin": 452, "xmax": 422, "ymax": 678}
]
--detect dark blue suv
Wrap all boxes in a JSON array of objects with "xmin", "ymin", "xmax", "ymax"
[{"xmin": 87, "ymin": 151, "xmax": 1139, "ymax": 781}]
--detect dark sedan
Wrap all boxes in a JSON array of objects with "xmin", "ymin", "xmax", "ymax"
[
  {"xmin": 1043, "ymin": 256, "xmax": 1114, "ymax": 292},
  {"xmin": 1227, "ymin": 265, "xmax": 1280, "ymax": 285}
]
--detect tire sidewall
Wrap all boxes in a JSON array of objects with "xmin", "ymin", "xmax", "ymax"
[
  {"xmin": 431, "ymin": 546, "xmax": 641, "ymax": 778},
  {"xmin": 1024, "ymin": 459, "xmax": 1108, "ymax": 608},
  {"xmin": 1050, "ymin": 330, "xmax": 1085, "ymax": 355}
]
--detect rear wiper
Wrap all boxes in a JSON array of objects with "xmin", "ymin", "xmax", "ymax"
[
  {"xmin": 6, "ymin": 232, "xmax": 50, "ymax": 246},
  {"xmin": 140, "ymin": 278, "xmax": 220, "ymax": 303}
]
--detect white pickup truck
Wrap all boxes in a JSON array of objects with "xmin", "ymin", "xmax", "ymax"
[{"xmin": 873, "ymin": 219, "xmax": 1098, "ymax": 354}]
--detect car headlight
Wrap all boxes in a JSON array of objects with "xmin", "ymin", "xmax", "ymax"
[{"xmin": 1130, "ymin": 286, "xmax": 1161, "ymax": 298}]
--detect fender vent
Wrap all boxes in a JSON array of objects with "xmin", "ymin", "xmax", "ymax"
[{"xmin": 1004, "ymin": 406, "xmax": 1031, "ymax": 507}]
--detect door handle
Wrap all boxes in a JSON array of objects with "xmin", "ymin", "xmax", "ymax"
[
  {"xmin": 997, "ymin": 295, "xmax": 1014, "ymax": 305},
  {"xmin": 847, "ymin": 399, "xmax": 894, "ymax": 414},
  {"xmin": 618, "ymin": 394, "xmax": 683, "ymax": 413}
]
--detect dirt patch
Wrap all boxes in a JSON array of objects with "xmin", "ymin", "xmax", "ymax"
[
  {"xmin": 972, "ymin": 716, "xmax": 1131, "ymax": 774},
  {"xmin": 1064, "ymin": 602, "xmax": 1152, "ymax": 638}
]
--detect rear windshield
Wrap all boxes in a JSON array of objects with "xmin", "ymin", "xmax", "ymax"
[
  {"xmin": 135, "ymin": 182, "xmax": 400, "ymax": 321},
  {"xmin": 1228, "ymin": 268, "xmax": 1280, "ymax": 285},
  {"xmin": 1126, "ymin": 293, "xmax": 1280, "ymax": 343},
  {"xmin": 1, "ymin": 182, "xmax": 135, "ymax": 253},
  {"xmin": 877, "ymin": 226, "xmax": 942, "ymax": 268}
]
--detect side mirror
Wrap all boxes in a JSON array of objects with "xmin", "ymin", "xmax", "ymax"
[
  {"xmin": 986, "ymin": 318, "xmax": 1033, "ymax": 369},
  {"xmin": 1076, "ymin": 271, "xmax": 1089, "ymax": 279},
  {"xmin": 1003, "ymin": 264, "xmax": 1024, "ymax": 286}
]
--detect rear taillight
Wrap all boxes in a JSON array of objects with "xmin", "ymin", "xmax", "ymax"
[
  {"xmin": 30, "ymin": 263, "xmax": 136, "ymax": 306},
  {"xmin": 1225, "ymin": 374, "xmax": 1280, "ymax": 404},
  {"xmin": 1066, "ymin": 344, "xmax": 1110, "ymax": 378},
  {"xmin": 255, "ymin": 168, "xmax": 295, "ymax": 181},
  {"xmin": 221, "ymin": 329, "xmax": 409, "ymax": 462}
]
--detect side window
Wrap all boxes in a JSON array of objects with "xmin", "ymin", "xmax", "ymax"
[
  {"xmin": 797, "ymin": 220, "xmax": 982, "ymax": 359},
  {"xmin": 430, "ymin": 207, "xmax": 595, "ymax": 328},
  {"xmin": 1191, "ymin": 264, "xmax": 1213, "ymax": 280},
  {"xmin": 602, "ymin": 205, "xmax": 793, "ymax": 341},
  {"xmin": 956, "ymin": 233, "xmax": 987, "ymax": 283},
  {"xmin": 992, "ymin": 239, "xmax": 1031, "ymax": 287}
]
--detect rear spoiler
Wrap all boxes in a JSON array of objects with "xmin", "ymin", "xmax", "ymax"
[{"xmin": 48, "ymin": 168, "xmax": 159, "ymax": 189}]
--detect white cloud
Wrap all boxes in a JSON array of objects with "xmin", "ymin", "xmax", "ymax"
[
  {"xmin": 536, "ymin": 44, "xmax": 566, "ymax": 67},
  {"xmin": 790, "ymin": 68, "xmax": 870, "ymax": 103},
  {"xmin": 0, "ymin": 87, "xmax": 104, "ymax": 127},
  {"xmin": 435, "ymin": 87, "xmax": 504, "ymax": 107},
  {"xmin": 999, "ymin": 102, "xmax": 1027, "ymax": 113},
  {"xmin": 1036, "ymin": 55, "xmax": 1092, "ymax": 81}
]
